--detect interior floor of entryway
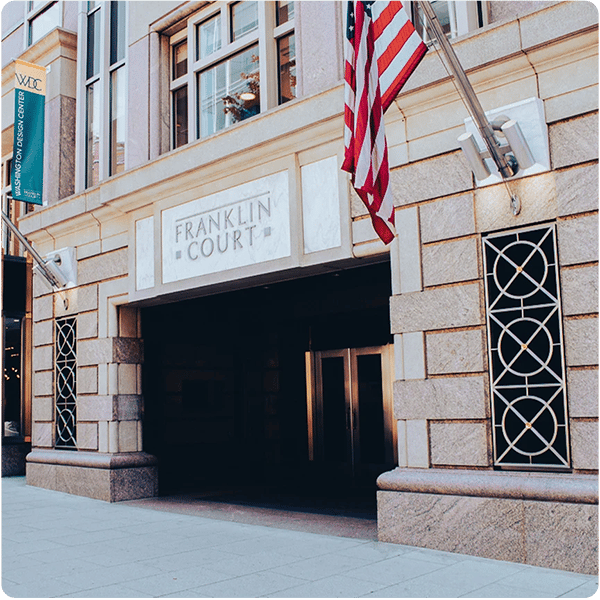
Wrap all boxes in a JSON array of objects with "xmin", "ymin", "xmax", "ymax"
[{"xmin": 124, "ymin": 484, "xmax": 378, "ymax": 540}]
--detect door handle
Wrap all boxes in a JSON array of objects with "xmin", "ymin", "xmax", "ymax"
[
  {"xmin": 346, "ymin": 407, "xmax": 351, "ymax": 430},
  {"xmin": 353, "ymin": 409, "xmax": 357, "ymax": 430}
]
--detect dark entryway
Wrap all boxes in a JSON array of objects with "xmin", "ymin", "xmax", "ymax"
[{"xmin": 141, "ymin": 262, "xmax": 393, "ymax": 498}]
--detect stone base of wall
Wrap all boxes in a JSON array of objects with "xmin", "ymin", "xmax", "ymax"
[
  {"xmin": 377, "ymin": 468, "xmax": 598, "ymax": 575},
  {"xmin": 2, "ymin": 441, "xmax": 31, "ymax": 477},
  {"xmin": 26, "ymin": 450, "xmax": 158, "ymax": 502}
]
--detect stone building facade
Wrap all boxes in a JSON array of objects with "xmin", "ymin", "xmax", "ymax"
[{"xmin": 1, "ymin": 0, "xmax": 597, "ymax": 575}]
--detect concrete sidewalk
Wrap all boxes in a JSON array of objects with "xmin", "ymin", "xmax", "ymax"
[{"xmin": 2, "ymin": 477, "xmax": 597, "ymax": 598}]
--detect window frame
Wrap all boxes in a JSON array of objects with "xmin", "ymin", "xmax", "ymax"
[
  {"xmin": 26, "ymin": 0, "xmax": 61, "ymax": 47},
  {"xmin": 410, "ymin": 0, "xmax": 487, "ymax": 43},
  {"xmin": 76, "ymin": 0, "xmax": 128, "ymax": 191},
  {"xmin": 167, "ymin": 1, "xmax": 296, "ymax": 149}
]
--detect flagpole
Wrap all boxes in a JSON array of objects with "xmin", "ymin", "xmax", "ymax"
[
  {"xmin": 416, "ymin": 1, "xmax": 516, "ymax": 179},
  {"xmin": 1, "ymin": 207, "xmax": 63, "ymax": 289}
]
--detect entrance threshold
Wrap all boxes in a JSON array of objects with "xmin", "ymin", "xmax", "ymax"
[{"xmin": 123, "ymin": 485, "xmax": 378, "ymax": 540}]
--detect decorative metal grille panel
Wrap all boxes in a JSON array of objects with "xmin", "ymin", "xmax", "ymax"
[
  {"xmin": 55, "ymin": 317, "xmax": 77, "ymax": 449},
  {"xmin": 483, "ymin": 225, "xmax": 570, "ymax": 469}
]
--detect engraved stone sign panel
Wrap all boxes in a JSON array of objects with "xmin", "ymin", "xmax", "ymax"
[{"xmin": 162, "ymin": 171, "xmax": 291, "ymax": 284}]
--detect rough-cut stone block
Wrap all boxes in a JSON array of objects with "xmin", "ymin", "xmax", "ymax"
[
  {"xmin": 77, "ymin": 396, "xmax": 113, "ymax": 421},
  {"xmin": 113, "ymin": 338, "xmax": 144, "ymax": 364},
  {"xmin": 76, "ymin": 423, "xmax": 98, "ymax": 451},
  {"xmin": 397, "ymin": 420, "xmax": 407, "ymax": 467},
  {"xmin": 422, "ymin": 237, "xmax": 479, "ymax": 287},
  {"xmin": 550, "ymin": 113, "xmax": 599, "ymax": 169},
  {"xmin": 118, "ymin": 364, "xmax": 138, "ymax": 394},
  {"xmin": 54, "ymin": 288, "xmax": 76, "ymax": 318},
  {"xmin": 33, "ymin": 345, "xmax": 53, "ymax": 372},
  {"xmin": 475, "ymin": 173, "xmax": 557, "ymax": 234},
  {"xmin": 419, "ymin": 193, "xmax": 475, "ymax": 243},
  {"xmin": 406, "ymin": 420, "xmax": 429, "ymax": 468},
  {"xmin": 33, "ymin": 270, "xmax": 52, "ymax": 298},
  {"xmin": 119, "ymin": 306, "xmax": 139, "ymax": 338},
  {"xmin": 26, "ymin": 455, "xmax": 158, "ymax": 501},
  {"xmin": 403, "ymin": 331, "xmax": 425, "ymax": 380},
  {"xmin": 558, "ymin": 214, "xmax": 599, "ymax": 266},
  {"xmin": 571, "ymin": 420, "xmax": 599, "ymax": 470},
  {"xmin": 377, "ymin": 491, "xmax": 525, "ymax": 563},
  {"xmin": 524, "ymin": 502, "xmax": 598, "ymax": 575},
  {"xmin": 564, "ymin": 317, "xmax": 599, "ymax": 367},
  {"xmin": 561, "ymin": 266, "xmax": 599, "ymax": 316},
  {"xmin": 77, "ymin": 311, "xmax": 98, "ymax": 340},
  {"xmin": 110, "ymin": 466, "xmax": 159, "ymax": 502},
  {"xmin": 394, "ymin": 376, "xmax": 488, "ymax": 420},
  {"xmin": 78, "ymin": 338, "xmax": 113, "ymax": 366},
  {"xmin": 32, "ymin": 422, "xmax": 53, "ymax": 447},
  {"xmin": 568, "ymin": 369, "xmax": 599, "ymax": 418},
  {"xmin": 26, "ymin": 462, "xmax": 57, "ymax": 490},
  {"xmin": 78, "ymin": 249, "xmax": 128, "ymax": 286},
  {"xmin": 430, "ymin": 421, "xmax": 490, "ymax": 467},
  {"xmin": 115, "ymin": 395, "xmax": 143, "ymax": 421},
  {"xmin": 390, "ymin": 283, "xmax": 483, "ymax": 333},
  {"xmin": 296, "ymin": 0, "xmax": 344, "ymax": 98},
  {"xmin": 32, "ymin": 397, "xmax": 53, "ymax": 422},
  {"xmin": 33, "ymin": 371, "xmax": 53, "ymax": 397},
  {"xmin": 377, "ymin": 488, "xmax": 598, "ymax": 574},
  {"xmin": 2, "ymin": 443, "xmax": 29, "ymax": 477},
  {"xmin": 395, "ymin": 206, "xmax": 422, "ymax": 293},
  {"xmin": 556, "ymin": 163, "xmax": 599, "ymax": 217},
  {"xmin": 79, "ymin": 285, "xmax": 99, "ymax": 312},
  {"xmin": 77, "ymin": 366, "xmax": 98, "ymax": 394},
  {"xmin": 390, "ymin": 152, "xmax": 472, "ymax": 207},
  {"xmin": 118, "ymin": 421, "xmax": 139, "ymax": 453},
  {"xmin": 33, "ymin": 320, "xmax": 53, "ymax": 347},
  {"xmin": 33, "ymin": 295, "xmax": 53, "ymax": 322},
  {"xmin": 426, "ymin": 329, "xmax": 485, "ymax": 375},
  {"xmin": 55, "ymin": 466, "xmax": 108, "ymax": 500},
  {"xmin": 519, "ymin": 1, "xmax": 598, "ymax": 51}
]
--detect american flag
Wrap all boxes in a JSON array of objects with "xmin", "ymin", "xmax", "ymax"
[{"xmin": 342, "ymin": 1, "xmax": 426, "ymax": 244}]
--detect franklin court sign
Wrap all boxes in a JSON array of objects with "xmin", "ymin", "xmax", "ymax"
[{"xmin": 162, "ymin": 171, "xmax": 291, "ymax": 283}]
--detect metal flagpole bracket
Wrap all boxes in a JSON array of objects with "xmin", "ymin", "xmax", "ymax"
[
  {"xmin": 417, "ymin": 1, "xmax": 515, "ymax": 177},
  {"xmin": 416, "ymin": 1, "xmax": 536, "ymax": 215},
  {"xmin": 1, "ymin": 207, "xmax": 73, "ymax": 289}
]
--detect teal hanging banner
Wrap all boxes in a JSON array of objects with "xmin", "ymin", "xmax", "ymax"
[{"xmin": 11, "ymin": 59, "xmax": 46, "ymax": 205}]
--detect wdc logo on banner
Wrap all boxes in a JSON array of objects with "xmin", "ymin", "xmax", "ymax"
[{"xmin": 12, "ymin": 59, "xmax": 46, "ymax": 205}]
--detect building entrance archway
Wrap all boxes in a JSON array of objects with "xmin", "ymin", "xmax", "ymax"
[{"xmin": 141, "ymin": 262, "xmax": 393, "ymax": 498}]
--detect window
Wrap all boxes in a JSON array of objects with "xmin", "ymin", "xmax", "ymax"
[
  {"xmin": 170, "ymin": 32, "xmax": 188, "ymax": 149},
  {"xmin": 277, "ymin": 33, "xmax": 295, "ymax": 104},
  {"xmin": 168, "ymin": 1, "xmax": 296, "ymax": 148},
  {"xmin": 27, "ymin": 0, "xmax": 60, "ymax": 46},
  {"xmin": 411, "ymin": 1, "xmax": 485, "ymax": 42},
  {"xmin": 81, "ymin": 1, "xmax": 127, "ymax": 188}
]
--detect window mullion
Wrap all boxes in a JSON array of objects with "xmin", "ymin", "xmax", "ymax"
[
  {"xmin": 187, "ymin": 18, "xmax": 197, "ymax": 144},
  {"xmin": 258, "ymin": 1, "xmax": 275, "ymax": 111},
  {"xmin": 98, "ymin": 3, "xmax": 110, "ymax": 183}
]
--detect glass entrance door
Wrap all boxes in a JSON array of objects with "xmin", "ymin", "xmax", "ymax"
[{"xmin": 306, "ymin": 346, "xmax": 395, "ymax": 485}]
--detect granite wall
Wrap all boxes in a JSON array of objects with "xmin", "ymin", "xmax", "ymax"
[{"xmin": 377, "ymin": 3, "xmax": 598, "ymax": 574}]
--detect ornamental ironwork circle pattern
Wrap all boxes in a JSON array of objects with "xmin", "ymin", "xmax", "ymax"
[
  {"xmin": 483, "ymin": 225, "xmax": 570, "ymax": 469},
  {"xmin": 55, "ymin": 317, "xmax": 77, "ymax": 449}
]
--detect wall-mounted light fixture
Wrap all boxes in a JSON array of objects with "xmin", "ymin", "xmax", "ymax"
[
  {"xmin": 458, "ymin": 115, "xmax": 535, "ymax": 182},
  {"xmin": 460, "ymin": 98, "xmax": 550, "ymax": 188}
]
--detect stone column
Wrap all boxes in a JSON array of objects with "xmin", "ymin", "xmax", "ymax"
[{"xmin": 27, "ymin": 260, "xmax": 158, "ymax": 502}]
